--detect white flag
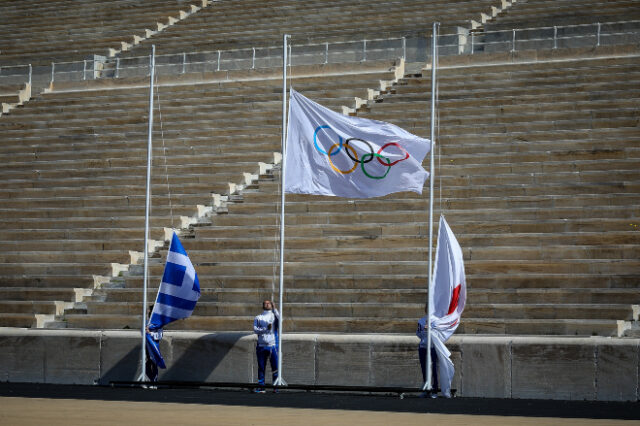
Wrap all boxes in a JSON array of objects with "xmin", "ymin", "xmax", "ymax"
[
  {"xmin": 284, "ymin": 89, "xmax": 430, "ymax": 198},
  {"xmin": 430, "ymin": 215, "xmax": 466, "ymax": 397}
]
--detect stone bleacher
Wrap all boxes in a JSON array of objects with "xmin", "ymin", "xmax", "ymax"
[
  {"xmin": 0, "ymin": 61, "xmax": 402, "ymax": 329},
  {"xmin": 0, "ymin": 82, "xmax": 31, "ymax": 116},
  {"xmin": 116, "ymin": 0, "xmax": 503, "ymax": 57},
  {"xmin": 477, "ymin": 0, "xmax": 640, "ymax": 52},
  {"xmin": 0, "ymin": 0, "xmax": 205, "ymax": 67},
  {"xmin": 489, "ymin": 0, "xmax": 640, "ymax": 28},
  {"xmin": 0, "ymin": 0, "xmax": 638, "ymax": 341},
  {"xmin": 360, "ymin": 53, "xmax": 640, "ymax": 335},
  {"xmin": 59, "ymin": 52, "xmax": 640, "ymax": 337}
]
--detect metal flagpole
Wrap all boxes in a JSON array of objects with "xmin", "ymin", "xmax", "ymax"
[
  {"xmin": 140, "ymin": 45, "xmax": 156, "ymax": 382},
  {"xmin": 424, "ymin": 22, "xmax": 438, "ymax": 392},
  {"xmin": 273, "ymin": 34, "xmax": 290, "ymax": 387}
]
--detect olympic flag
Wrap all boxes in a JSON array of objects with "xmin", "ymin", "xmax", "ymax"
[
  {"xmin": 429, "ymin": 215, "xmax": 466, "ymax": 397},
  {"xmin": 284, "ymin": 89, "xmax": 431, "ymax": 198}
]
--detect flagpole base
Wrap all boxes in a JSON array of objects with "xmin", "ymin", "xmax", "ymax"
[{"xmin": 273, "ymin": 377, "xmax": 287, "ymax": 387}]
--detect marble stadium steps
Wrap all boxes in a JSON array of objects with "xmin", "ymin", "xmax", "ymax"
[
  {"xmin": 87, "ymin": 286, "xmax": 640, "ymax": 305},
  {"xmin": 486, "ymin": 0, "xmax": 640, "ymax": 29},
  {"xmin": 0, "ymin": 64, "xmax": 400, "ymax": 328},
  {"xmin": 81, "ymin": 53, "xmax": 639, "ymax": 336},
  {"xmin": 87, "ymin": 282, "xmax": 639, "ymax": 334},
  {"xmin": 0, "ymin": 133, "xmax": 282, "ymax": 158},
  {"xmin": 477, "ymin": 0, "xmax": 640, "ymax": 53},
  {"xmin": 0, "ymin": 74, "xmax": 392, "ymax": 140},
  {"xmin": 0, "ymin": 163, "xmax": 267, "ymax": 188},
  {"xmin": 0, "ymin": 0, "xmax": 203, "ymax": 66},
  {"xmin": 0, "ymin": 83, "xmax": 25, "ymax": 105},
  {"xmin": 122, "ymin": 0, "xmax": 499, "ymax": 54},
  {"xmin": 254, "ymin": 180, "xmax": 640, "ymax": 201},
  {"xmin": 164, "ymin": 177, "xmax": 638, "ymax": 285},
  {"xmin": 123, "ymin": 258, "xmax": 640, "ymax": 288},
  {"xmin": 148, "ymin": 237, "xmax": 640, "ymax": 264},
  {"xmin": 122, "ymin": 256, "xmax": 639, "ymax": 286},
  {"xmin": 130, "ymin": 229, "xmax": 640, "ymax": 249},
  {"xmin": 17, "ymin": 73, "xmax": 389, "ymax": 110},
  {"xmin": 400, "ymin": 55, "xmax": 640, "ymax": 82},
  {"xmin": 128, "ymin": 256, "xmax": 639, "ymax": 278},
  {"xmin": 78, "ymin": 299, "xmax": 637, "ymax": 323},
  {"xmin": 229, "ymin": 190, "xmax": 640, "ymax": 211},
  {"xmin": 202, "ymin": 208, "xmax": 637, "ymax": 231},
  {"xmin": 61, "ymin": 314, "xmax": 629, "ymax": 337},
  {"xmin": 386, "ymin": 59, "xmax": 640, "ymax": 103},
  {"xmin": 0, "ymin": 287, "xmax": 79, "ymax": 327},
  {"xmin": 0, "ymin": 69, "xmax": 393, "ymax": 176}
]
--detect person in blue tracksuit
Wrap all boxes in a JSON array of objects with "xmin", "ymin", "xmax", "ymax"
[
  {"xmin": 253, "ymin": 300, "xmax": 279, "ymax": 393},
  {"xmin": 145, "ymin": 304, "xmax": 165, "ymax": 383},
  {"xmin": 417, "ymin": 304, "xmax": 439, "ymax": 397}
]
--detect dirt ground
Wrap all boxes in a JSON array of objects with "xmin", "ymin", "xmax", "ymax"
[
  {"xmin": 0, "ymin": 383, "xmax": 638, "ymax": 426},
  {"xmin": 1, "ymin": 397, "xmax": 638, "ymax": 426}
]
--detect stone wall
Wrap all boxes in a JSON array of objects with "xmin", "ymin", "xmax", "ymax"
[{"xmin": 0, "ymin": 329, "xmax": 637, "ymax": 401}]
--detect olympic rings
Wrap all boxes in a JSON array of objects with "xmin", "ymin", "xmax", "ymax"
[
  {"xmin": 361, "ymin": 153, "xmax": 391, "ymax": 180},
  {"xmin": 314, "ymin": 125, "xmax": 342, "ymax": 156},
  {"xmin": 328, "ymin": 143, "xmax": 358, "ymax": 174},
  {"xmin": 376, "ymin": 142, "xmax": 409, "ymax": 166},
  {"xmin": 313, "ymin": 124, "xmax": 411, "ymax": 180},
  {"xmin": 345, "ymin": 138, "xmax": 375, "ymax": 164}
]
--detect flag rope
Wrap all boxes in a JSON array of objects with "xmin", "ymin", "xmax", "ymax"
[
  {"xmin": 154, "ymin": 71, "xmax": 175, "ymax": 229},
  {"xmin": 435, "ymin": 41, "xmax": 442, "ymax": 214}
]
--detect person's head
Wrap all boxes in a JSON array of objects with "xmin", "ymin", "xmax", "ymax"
[
  {"xmin": 262, "ymin": 300, "xmax": 273, "ymax": 311},
  {"xmin": 148, "ymin": 304, "xmax": 154, "ymax": 316}
]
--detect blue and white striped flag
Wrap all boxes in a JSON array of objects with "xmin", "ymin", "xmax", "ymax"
[
  {"xmin": 146, "ymin": 333, "xmax": 166, "ymax": 369},
  {"xmin": 148, "ymin": 232, "xmax": 201, "ymax": 330}
]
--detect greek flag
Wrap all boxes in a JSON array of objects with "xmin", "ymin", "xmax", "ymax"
[
  {"xmin": 148, "ymin": 232, "xmax": 201, "ymax": 330},
  {"xmin": 146, "ymin": 333, "xmax": 166, "ymax": 369}
]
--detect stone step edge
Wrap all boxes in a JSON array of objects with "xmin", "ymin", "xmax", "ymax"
[
  {"xmin": 48, "ymin": 52, "xmax": 409, "ymax": 322},
  {"xmin": 53, "ymin": 162, "xmax": 278, "ymax": 327}
]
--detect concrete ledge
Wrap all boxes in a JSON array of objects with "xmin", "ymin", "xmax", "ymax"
[{"xmin": 0, "ymin": 329, "xmax": 637, "ymax": 401}]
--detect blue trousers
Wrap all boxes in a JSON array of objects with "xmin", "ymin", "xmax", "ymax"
[
  {"xmin": 419, "ymin": 346, "xmax": 439, "ymax": 390},
  {"xmin": 145, "ymin": 354, "xmax": 158, "ymax": 382},
  {"xmin": 256, "ymin": 345, "xmax": 278, "ymax": 385}
]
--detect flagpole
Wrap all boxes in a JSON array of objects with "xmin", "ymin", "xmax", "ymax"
[
  {"xmin": 140, "ymin": 45, "xmax": 156, "ymax": 382},
  {"xmin": 274, "ymin": 33, "xmax": 289, "ymax": 387},
  {"xmin": 424, "ymin": 22, "xmax": 438, "ymax": 392}
]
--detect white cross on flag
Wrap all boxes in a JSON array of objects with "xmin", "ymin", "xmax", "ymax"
[{"xmin": 148, "ymin": 232, "xmax": 201, "ymax": 330}]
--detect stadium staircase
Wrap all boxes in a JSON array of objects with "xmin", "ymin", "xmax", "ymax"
[
  {"xmin": 0, "ymin": 0, "xmax": 208, "ymax": 67},
  {"xmin": 110, "ymin": 0, "xmax": 509, "ymax": 55},
  {"xmin": 0, "ymin": 0, "xmax": 638, "ymax": 339},
  {"xmin": 79, "ymin": 49, "xmax": 640, "ymax": 337},
  {"xmin": 0, "ymin": 60, "xmax": 403, "ymax": 330}
]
